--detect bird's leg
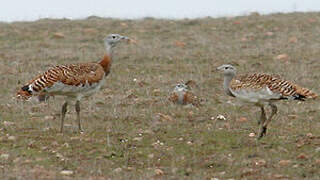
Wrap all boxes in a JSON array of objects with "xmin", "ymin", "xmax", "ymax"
[
  {"xmin": 257, "ymin": 106, "xmax": 267, "ymax": 139},
  {"xmin": 261, "ymin": 103, "xmax": 277, "ymax": 136},
  {"xmin": 257, "ymin": 106, "xmax": 265, "ymax": 125},
  {"xmin": 60, "ymin": 101, "xmax": 68, "ymax": 133},
  {"xmin": 75, "ymin": 100, "xmax": 83, "ymax": 133}
]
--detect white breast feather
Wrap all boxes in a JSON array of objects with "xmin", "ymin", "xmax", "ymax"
[
  {"xmin": 44, "ymin": 77, "xmax": 105, "ymax": 98},
  {"xmin": 231, "ymin": 86, "xmax": 282, "ymax": 103}
]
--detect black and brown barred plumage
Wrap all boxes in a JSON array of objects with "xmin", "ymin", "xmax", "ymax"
[
  {"xmin": 218, "ymin": 64, "xmax": 317, "ymax": 139},
  {"xmin": 230, "ymin": 73, "xmax": 317, "ymax": 101},
  {"xmin": 17, "ymin": 34, "xmax": 132, "ymax": 133}
]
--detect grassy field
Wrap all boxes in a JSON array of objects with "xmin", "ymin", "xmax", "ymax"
[{"xmin": 0, "ymin": 12, "xmax": 320, "ymax": 179}]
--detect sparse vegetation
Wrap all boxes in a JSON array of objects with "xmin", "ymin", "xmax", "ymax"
[{"xmin": 0, "ymin": 12, "xmax": 320, "ymax": 179}]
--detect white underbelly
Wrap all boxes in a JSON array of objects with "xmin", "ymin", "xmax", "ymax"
[
  {"xmin": 231, "ymin": 87, "xmax": 281, "ymax": 104},
  {"xmin": 45, "ymin": 77, "xmax": 105, "ymax": 99}
]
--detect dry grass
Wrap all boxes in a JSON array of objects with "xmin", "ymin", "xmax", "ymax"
[{"xmin": 0, "ymin": 12, "xmax": 320, "ymax": 179}]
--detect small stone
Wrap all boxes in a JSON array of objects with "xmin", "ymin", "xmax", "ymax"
[
  {"xmin": 3, "ymin": 121, "xmax": 14, "ymax": 126},
  {"xmin": 171, "ymin": 167, "xmax": 178, "ymax": 173},
  {"xmin": 51, "ymin": 141, "xmax": 59, "ymax": 146},
  {"xmin": 174, "ymin": 41, "xmax": 186, "ymax": 48},
  {"xmin": 297, "ymin": 153, "xmax": 308, "ymax": 160},
  {"xmin": 186, "ymin": 167, "xmax": 192, "ymax": 173},
  {"xmin": 152, "ymin": 89, "xmax": 161, "ymax": 96},
  {"xmin": 308, "ymin": 18, "xmax": 316, "ymax": 23},
  {"xmin": 156, "ymin": 113, "xmax": 173, "ymax": 121},
  {"xmin": 60, "ymin": 170, "xmax": 73, "ymax": 175},
  {"xmin": 82, "ymin": 28, "xmax": 98, "ymax": 34},
  {"xmin": 216, "ymin": 114, "xmax": 226, "ymax": 120},
  {"xmin": 274, "ymin": 174, "xmax": 287, "ymax": 179},
  {"xmin": 255, "ymin": 159, "xmax": 266, "ymax": 166},
  {"xmin": 289, "ymin": 36, "xmax": 298, "ymax": 43},
  {"xmin": 241, "ymin": 168, "xmax": 254, "ymax": 177},
  {"xmin": 56, "ymin": 153, "xmax": 63, "ymax": 159},
  {"xmin": 233, "ymin": 21, "xmax": 241, "ymax": 25},
  {"xmin": 120, "ymin": 22, "xmax": 128, "ymax": 27},
  {"xmin": 8, "ymin": 136, "xmax": 16, "ymax": 141},
  {"xmin": 241, "ymin": 37, "xmax": 248, "ymax": 42},
  {"xmin": 154, "ymin": 168, "xmax": 164, "ymax": 175},
  {"xmin": 133, "ymin": 137, "xmax": 142, "ymax": 141},
  {"xmin": 276, "ymin": 54, "xmax": 289, "ymax": 61},
  {"xmin": 44, "ymin": 116, "xmax": 54, "ymax": 121},
  {"xmin": 237, "ymin": 117, "xmax": 248, "ymax": 123},
  {"xmin": 53, "ymin": 32, "xmax": 65, "ymax": 39},
  {"xmin": 0, "ymin": 154, "xmax": 9, "ymax": 160},
  {"xmin": 279, "ymin": 160, "xmax": 291, "ymax": 166},
  {"xmin": 113, "ymin": 167, "xmax": 122, "ymax": 173},
  {"xmin": 148, "ymin": 153, "xmax": 154, "ymax": 159},
  {"xmin": 293, "ymin": 164, "xmax": 299, "ymax": 168},
  {"xmin": 315, "ymin": 159, "xmax": 320, "ymax": 164},
  {"xmin": 306, "ymin": 133, "xmax": 313, "ymax": 138},
  {"xmin": 315, "ymin": 147, "xmax": 320, "ymax": 152},
  {"xmin": 265, "ymin": 31, "xmax": 274, "ymax": 36},
  {"xmin": 249, "ymin": 133, "xmax": 255, "ymax": 137},
  {"xmin": 288, "ymin": 114, "xmax": 298, "ymax": 119}
]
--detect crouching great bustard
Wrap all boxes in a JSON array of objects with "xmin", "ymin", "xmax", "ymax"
[
  {"xmin": 17, "ymin": 34, "xmax": 132, "ymax": 133},
  {"xmin": 217, "ymin": 64, "xmax": 317, "ymax": 139},
  {"xmin": 169, "ymin": 81, "xmax": 203, "ymax": 107}
]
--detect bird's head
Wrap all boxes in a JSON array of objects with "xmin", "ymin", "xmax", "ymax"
[
  {"xmin": 217, "ymin": 64, "xmax": 237, "ymax": 76},
  {"xmin": 104, "ymin": 34, "xmax": 133, "ymax": 48},
  {"xmin": 173, "ymin": 83, "xmax": 189, "ymax": 92}
]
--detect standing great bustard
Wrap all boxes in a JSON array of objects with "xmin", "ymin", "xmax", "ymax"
[
  {"xmin": 217, "ymin": 64, "xmax": 317, "ymax": 139},
  {"xmin": 17, "ymin": 34, "xmax": 132, "ymax": 133}
]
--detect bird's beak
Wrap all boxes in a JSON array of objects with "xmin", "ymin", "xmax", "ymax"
[
  {"xmin": 216, "ymin": 65, "xmax": 223, "ymax": 71},
  {"xmin": 121, "ymin": 36, "xmax": 137, "ymax": 44}
]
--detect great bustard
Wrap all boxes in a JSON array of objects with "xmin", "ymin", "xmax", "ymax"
[
  {"xmin": 17, "ymin": 34, "xmax": 132, "ymax": 133},
  {"xmin": 217, "ymin": 64, "xmax": 317, "ymax": 139},
  {"xmin": 168, "ymin": 81, "xmax": 202, "ymax": 107}
]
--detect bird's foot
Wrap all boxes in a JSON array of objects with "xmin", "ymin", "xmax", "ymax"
[{"xmin": 257, "ymin": 126, "xmax": 267, "ymax": 140}]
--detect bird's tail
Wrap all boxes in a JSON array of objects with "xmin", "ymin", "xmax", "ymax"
[
  {"xmin": 295, "ymin": 86, "xmax": 318, "ymax": 100},
  {"xmin": 16, "ymin": 85, "xmax": 32, "ymax": 100}
]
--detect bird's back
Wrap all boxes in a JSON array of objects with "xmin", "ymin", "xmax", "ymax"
[
  {"xmin": 17, "ymin": 63, "xmax": 105, "ymax": 100},
  {"xmin": 230, "ymin": 73, "xmax": 317, "ymax": 101}
]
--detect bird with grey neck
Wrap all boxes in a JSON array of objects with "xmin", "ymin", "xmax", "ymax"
[
  {"xmin": 17, "ymin": 34, "xmax": 133, "ymax": 133},
  {"xmin": 217, "ymin": 64, "xmax": 317, "ymax": 139}
]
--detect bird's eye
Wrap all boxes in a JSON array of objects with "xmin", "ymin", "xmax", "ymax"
[
  {"xmin": 225, "ymin": 67, "xmax": 229, "ymax": 69},
  {"xmin": 112, "ymin": 36, "xmax": 116, "ymax": 39}
]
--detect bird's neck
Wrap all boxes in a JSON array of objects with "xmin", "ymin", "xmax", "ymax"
[
  {"xmin": 99, "ymin": 45, "xmax": 113, "ymax": 75},
  {"xmin": 223, "ymin": 73, "xmax": 236, "ymax": 97}
]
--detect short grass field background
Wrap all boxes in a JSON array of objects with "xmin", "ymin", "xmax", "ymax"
[{"xmin": 0, "ymin": 12, "xmax": 320, "ymax": 179}]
